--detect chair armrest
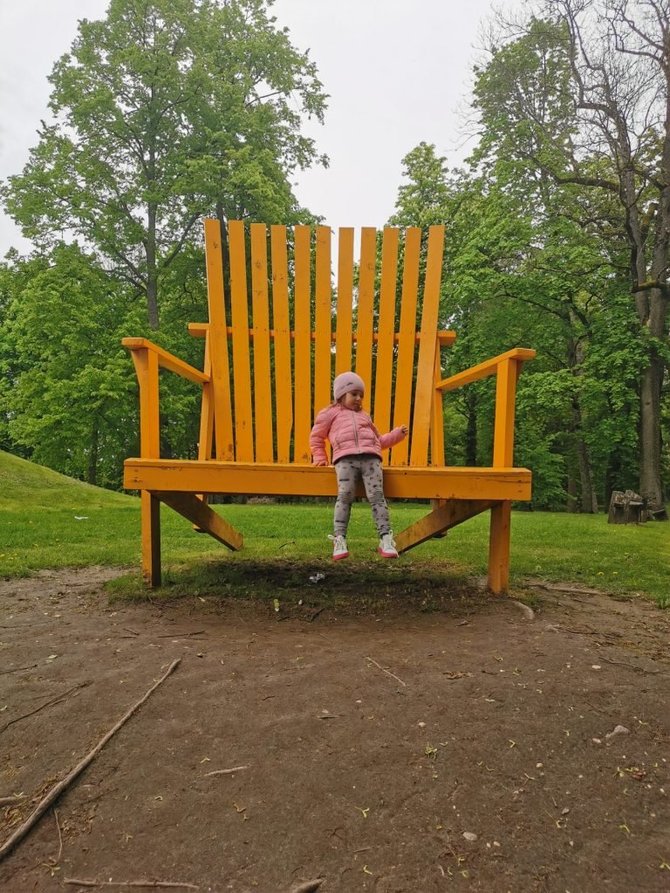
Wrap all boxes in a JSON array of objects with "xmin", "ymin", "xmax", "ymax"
[
  {"xmin": 436, "ymin": 347, "xmax": 536, "ymax": 392},
  {"xmin": 123, "ymin": 337, "xmax": 209, "ymax": 460},
  {"xmin": 436, "ymin": 347, "xmax": 536, "ymax": 467},
  {"xmin": 122, "ymin": 338, "xmax": 209, "ymax": 384}
]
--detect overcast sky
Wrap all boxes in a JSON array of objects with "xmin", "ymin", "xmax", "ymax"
[{"xmin": 0, "ymin": 0, "xmax": 504, "ymax": 257}]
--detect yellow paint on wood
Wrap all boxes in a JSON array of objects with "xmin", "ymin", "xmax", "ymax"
[
  {"xmin": 395, "ymin": 499, "xmax": 496, "ymax": 553},
  {"xmin": 124, "ymin": 459, "xmax": 531, "ymax": 501},
  {"xmin": 250, "ymin": 223, "xmax": 273, "ymax": 462},
  {"xmin": 124, "ymin": 220, "xmax": 536, "ymax": 589},
  {"xmin": 488, "ymin": 501, "xmax": 512, "ymax": 594},
  {"xmin": 270, "ymin": 225, "xmax": 293, "ymax": 462},
  {"xmin": 127, "ymin": 347, "xmax": 160, "ymax": 459},
  {"xmin": 493, "ymin": 358, "xmax": 517, "ymax": 467},
  {"xmin": 158, "ymin": 492, "xmax": 243, "ymax": 551},
  {"xmin": 430, "ymin": 339, "xmax": 445, "ymax": 465},
  {"xmin": 203, "ymin": 219, "xmax": 234, "ymax": 460},
  {"xmin": 293, "ymin": 225, "xmax": 312, "ymax": 462},
  {"xmin": 314, "ymin": 225, "xmax": 332, "ymax": 419},
  {"xmin": 391, "ymin": 227, "xmax": 422, "ymax": 466},
  {"xmin": 335, "ymin": 227, "xmax": 354, "ymax": 374},
  {"xmin": 228, "ymin": 220, "xmax": 254, "ymax": 461},
  {"xmin": 410, "ymin": 225, "xmax": 445, "ymax": 466},
  {"xmin": 373, "ymin": 227, "xmax": 399, "ymax": 441},
  {"xmin": 140, "ymin": 491, "xmax": 161, "ymax": 587},
  {"xmin": 437, "ymin": 347, "xmax": 536, "ymax": 392},
  {"xmin": 197, "ymin": 333, "xmax": 214, "ymax": 462},
  {"xmin": 122, "ymin": 338, "xmax": 208, "ymax": 385},
  {"xmin": 355, "ymin": 227, "xmax": 377, "ymax": 405}
]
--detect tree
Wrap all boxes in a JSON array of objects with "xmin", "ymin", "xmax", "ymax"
[
  {"xmin": 2, "ymin": 0, "xmax": 327, "ymax": 329},
  {"xmin": 1, "ymin": 245, "xmax": 139, "ymax": 485},
  {"xmin": 475, "ymin": 3, "xmax": 669, "ymax": 515}
]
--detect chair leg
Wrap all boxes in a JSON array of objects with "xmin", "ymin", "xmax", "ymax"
[
  {"xmin": 141, "ymin": 491, "xmax": 161, "ymax": 587},
  {"xmin": 488, "ymin": 501, "xmax": 511, "ymax": 595}
]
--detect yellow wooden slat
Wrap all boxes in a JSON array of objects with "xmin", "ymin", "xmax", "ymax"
[
  {"xmin": 228, "ymin": 220, "xmax": 254, "ymax": 461},
  {"xmin": 197, "ymin": 332, "xmax": 214, "ymax": 461},
  {"xmin": 335, "ymin": 227, "xmax": 354, "ymax": 375},
  {"xmin": 410, "ymin": 225, "xmax": 445, "ymax": 466},
  {"xmin": 314, "ymin": 225, "xmax": 332, "ymax": 419},
  {"xmin": 293, "ymin": 225, "xmax": 312, "ymax": 462},
  {"xmin": 354, "ymin": 227, "xmax": 377, "ymax": 406},
  {"xmin": 250, "ymin": 223, "xmax": 273, "ymax": 462},
  {"xmin": 373, "ymin": 227, "xmax": 399, "ymax": 446},
  {"xmin": 390, "ymin": 227, "xmax": 421, "ymax": 466},
  {"xmin": 203, "ymin": 219, "xmax": 234, "ymax": 460},
  {"xmin": 270, "ymin": 225, "xmax": 293, "ymax": 463},
  {"xmin": 430, "ymin": 338, "xmax": 445, "ymax": 465}
]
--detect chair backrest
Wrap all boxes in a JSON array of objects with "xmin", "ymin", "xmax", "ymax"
[{"xmin": 191, "ymin": 219, "xmax": 455, "ymax": 467}]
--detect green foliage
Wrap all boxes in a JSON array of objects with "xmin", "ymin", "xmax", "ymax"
[
  {"xmin": 2, "ymin": 0, "xmax": 327, "ymax": 327},
  {"xmin": 1, "ymin": 246, "xmax": 138, "ymax": 485}
]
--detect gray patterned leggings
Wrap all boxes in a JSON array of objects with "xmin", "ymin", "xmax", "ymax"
[{"xmin": 333, "ymin": 454, "xmax": 391, "ymax": 537}]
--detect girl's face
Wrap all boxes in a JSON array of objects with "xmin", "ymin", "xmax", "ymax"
[{"xmin": 341, "ymin": 389, "xmax": 364, "ymax": 411}]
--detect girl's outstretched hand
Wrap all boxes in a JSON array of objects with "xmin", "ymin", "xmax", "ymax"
[
  {"xmin": 312, "ymin": 458, "xmax": 329, "ymax": 466},
  {"xmin": 400, "ymin": 425, "xmax": 408, "ymax": 436}
]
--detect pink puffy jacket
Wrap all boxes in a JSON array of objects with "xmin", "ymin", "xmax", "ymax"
[{"xmin": 309, "ymin": 403, "xmax": 406, "ymax": 464}]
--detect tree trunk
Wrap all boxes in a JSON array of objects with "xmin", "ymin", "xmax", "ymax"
[
  {"xmin": 87, "ymin": 421, "xmax": 99, "ymax": 486},
  {"xmin": 571, "ymin": 396, "xmax": 597, "ymax": 513},
  {"xmin": 464, "ymin": 391, "xmax": 477, "ymax": 465},
  {"xmin": 638, "ymin": 350, "xmax": 665, "ymax": 511},
  {"xmin": 146, "ymin": 202, "xmax": 159, "ymax": 330},
  {"xmin": 566, "ymin": 471, "xmax": 577, "ymax": 513}
]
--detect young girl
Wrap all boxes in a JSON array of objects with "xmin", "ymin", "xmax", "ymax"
[{"xmin": 310, "ymin": 371, "xmax": 408, "ymax": 560}]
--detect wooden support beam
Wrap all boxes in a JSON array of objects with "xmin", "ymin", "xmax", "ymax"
[
  {"xmin": 141, "ymin": 492, "xmax": 161, "ymax": 588},
  {"xmin": 395, "ymin": 500, "xmax": 495, "ymax": 553},
  {"xmin": 488, "ymin": 501, "xmax": 512, "ymax": 595},
  {"xmin": 156, "ymin": 492, "xmax": 243, "ymax": 551},
  {"xmin": 187, "ymin": 322, "xmax": 457, "ymax": 346}
]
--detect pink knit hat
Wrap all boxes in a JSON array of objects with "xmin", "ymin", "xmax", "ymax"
[{"xmin": 333, "ymin": 371, "xmax": 365, "ymax": 402}]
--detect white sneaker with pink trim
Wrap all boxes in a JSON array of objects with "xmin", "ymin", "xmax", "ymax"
[
  {"xmin": 378, "ymin": 532, "xmax": 399, "ymax": 558},
  {"xmin": 329, "ymin": 534, "xmax": 349, "ymax": 560}
]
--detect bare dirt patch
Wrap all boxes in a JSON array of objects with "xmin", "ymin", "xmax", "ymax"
[{"xmin": 0, "ymin": 567, "xmax": 669, "ymax": 892}]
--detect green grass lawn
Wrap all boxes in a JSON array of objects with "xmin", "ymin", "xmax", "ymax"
[{"xmin": 1, "ymin": 450, "xmax": 667, "ymax": 606}]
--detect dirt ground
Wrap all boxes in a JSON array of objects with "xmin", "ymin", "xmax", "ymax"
[{"xmin": 0, "ymin": 566, "xmax": 669, "ymax": 893}]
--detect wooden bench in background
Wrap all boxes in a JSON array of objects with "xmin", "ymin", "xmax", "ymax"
[{"xmin": 123, "ymin": 220, "xmax": 535, "ymax": 592}]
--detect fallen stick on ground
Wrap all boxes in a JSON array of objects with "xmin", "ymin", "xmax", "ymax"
[
  {"xmin": 0, "ymin": 658, "xmax": 181, "ymax": 863},
  {"xmin": 0, "ymin": 663, "xmax": 39, "ymax": 676},
  {"xmin": 0, "ymin": 682, "xmax": 91, "ymax": 735},
  {"xmin": 64, "ymin": 880, "xmax": 198, "ymax": 889},
  {"xmin": 0, "ymin": 794, "xmax": 25, "ymax": 806},
  {"xmin": 365, "ymin": 656, "xmax": 406, "ymax": 687},
  {"xmin": 204, "ymin": 766, "xmax": 250, "ymax": 776}
]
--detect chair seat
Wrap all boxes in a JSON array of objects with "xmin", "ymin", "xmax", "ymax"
[{"xmin": 124, "ymin": 459, "xmax": 532, "ymax": 501}]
